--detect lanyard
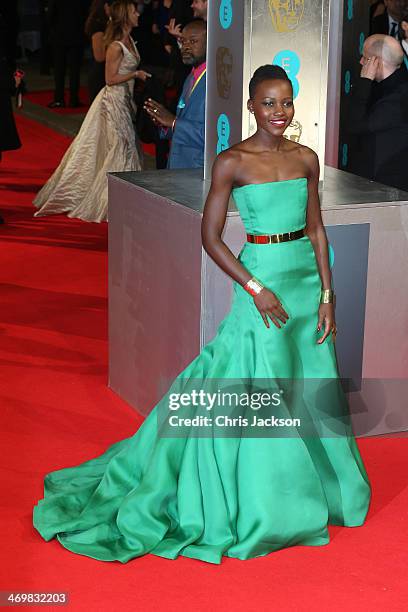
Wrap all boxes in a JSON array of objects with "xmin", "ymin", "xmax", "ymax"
[
  {"xmin": 189, "ymin": 68, "xmax": 206, "ymax": 98},
  {"xmin": 177, "ymin": 69, "xmax": 206, "ymax": 111}
]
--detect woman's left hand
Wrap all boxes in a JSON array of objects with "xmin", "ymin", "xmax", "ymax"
[
  {"xmin": 317, "ymin": 303, "xmax": 337, "ymax": 344},
  {"xmin": 135, "ymin": 70, "xmax": 152, "ymax": 82}
]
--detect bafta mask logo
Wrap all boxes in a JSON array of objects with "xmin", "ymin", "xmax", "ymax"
[
  {"xmin": 216, "ymin": 47, "xmax": 233, "ymax": 99},
  {"xmin": 269, "ymin": 0, "xmax": 305, "ymax": 33},
  {"xmin": 284, "ymin": 120, "xmax": 303, "ymax": 143}
]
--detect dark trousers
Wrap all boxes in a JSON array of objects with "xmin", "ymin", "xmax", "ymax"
[
  {"xmin": 88, "ymin": 60, "xmax": 105, "ymax": 104},
  {"xmin": 53, "ymin": 43, "xmax": 83, "ymax": 103}
]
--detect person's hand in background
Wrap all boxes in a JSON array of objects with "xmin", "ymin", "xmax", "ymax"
[
  {"xmin": 166, "ymin": 18, "xmax": 182, "ymax": 38},
  {"xmin": 373, "ymin": 2, "xmax": 385, "ymax": 18},
  {"xmin": 360, "ymin": 55, "xmax": 380, "ymax": 80}
]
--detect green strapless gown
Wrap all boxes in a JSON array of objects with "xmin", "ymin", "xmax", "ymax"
[{"xmin": 33, "ymin": 179, "xmax": 371, "ymax": 564}]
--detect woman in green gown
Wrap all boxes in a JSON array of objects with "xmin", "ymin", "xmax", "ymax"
[{"xmin": 33, "ymin": 65, "xmax": 371, "ymax": 565}]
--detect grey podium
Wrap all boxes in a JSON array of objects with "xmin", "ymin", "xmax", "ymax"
[{"xmin": 108, "ymin": 167, "xmax": 408, "ymax": 437}]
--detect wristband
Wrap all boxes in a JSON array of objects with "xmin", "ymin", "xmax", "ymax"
[
  {"xmin": 172, "ymin": 118, "xmax": 176, "ymax": 132},
  {"xmin": 244, "ymin": 277, "xmax": 264, "ymax": 297},
  {"xmin": 320, "ymin": 289, "xmax": 334, "ymax": 304}
]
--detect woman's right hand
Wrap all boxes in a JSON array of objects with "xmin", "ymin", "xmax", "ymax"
[
  {"xmin": 253, "ymin": 288, "xmax": 289, "ymax": 329},
  {"xmin": 135, "ymin": 70, "xmax": 152, "ymax": 82}
]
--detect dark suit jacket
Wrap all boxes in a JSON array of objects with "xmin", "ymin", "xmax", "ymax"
[
  {"xmin": 48, "ymin": 0, "xmax": 90, "ymax": 46},
  {"xmin": 370, "ymin": 10, "xmax": 389, "ymax": 35},
  {"xmin": 160, "ymin": 69, "xmax": 206, "ymax": 169},
  {"xmin": 370, "ymin": 9, "xmax": 408, "ymax": 72},
  {"xmin": 348, "ymin": 68, "xmax": 408, "ymax": 191},
  {"xmin": 0, "ymin": 11, "xmax": 21, "ymax": 152},
  {"xmin": 0, "ymin": 1, "xmax": 18, "ymax": 69}
]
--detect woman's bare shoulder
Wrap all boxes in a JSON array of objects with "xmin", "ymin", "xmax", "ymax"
[
  {"xmin": 106, "ymin": 41, "xmax": 123, "ymax": 57},
  {"xmin": 298, "ymin": 144, "xmax": 319, "ymax": 175},
  {"xmin": 211, "ymin": 147, "xmax": 247, "ymax": 185},
  {"xmin": 285, "ymin": 140, "xmax": 317, "ymax": 160},
  {"xmin": 216, "ymin": 138, "xmax": 258, "ymax": 165},
  {"xmin": 285, "ymin": 140, "xmax": 319, "ymax": 170},
  {"xmin": 214, "ymin": 146, "xmax": 243, "ymax": 168}
]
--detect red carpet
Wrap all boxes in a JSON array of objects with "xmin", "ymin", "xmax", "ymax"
[
  {"xmin": 25, "ymin": 87, "xmax": 90, "ymax": 114},
  {"xmin": 0, "ymin": 115, "xmax": 407, "ymax": 611}
]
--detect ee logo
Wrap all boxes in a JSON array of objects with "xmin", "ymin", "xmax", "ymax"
[
  {"xmin": 272, "ymin": 50, "xmax": 300, "ymax": 98},
  {"xmin": 217, "ymin": 114, "xmax": 230, "ymax": 154},
  {"xmin": 344, "ymin": 70, "xmax": 351, "ymax": 94},
  {"xmin": 219, "ymin": 0, "xmax": 233, "ymax": 29},
  {"xmin": 341, "ymin": 143, "xmax": 348, "ymax": 167},
  {"xmin": 347, "ymin": 0, "xmax": 353, "ymax": 21},
  {"xmin": 359, "ymin": 32, "xmax": 365, "ymax": 54}
]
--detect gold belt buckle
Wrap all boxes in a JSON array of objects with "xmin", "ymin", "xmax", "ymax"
[{"xmin": 251, "ymin": 228, "xmax": 303, "ymax": 244}]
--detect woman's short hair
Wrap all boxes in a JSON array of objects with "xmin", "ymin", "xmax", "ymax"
[{"xmin": 249, "ymin": 65, "xmax": 292, "ymax": 98}]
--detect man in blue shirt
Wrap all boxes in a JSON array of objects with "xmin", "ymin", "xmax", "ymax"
[{"xmin": 144, "ymin": 18, "xmax": 207, "ymax": 169}]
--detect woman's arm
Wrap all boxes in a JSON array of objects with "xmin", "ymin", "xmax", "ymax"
[
  {"xmin": 105, "ymin": 42, "xmax": 149, "ymax": 85},
  {"xmin": 202, "ymin": 153, "xmax": 289, "ymax": 329},
  {"xmin": 91, "ymin": 31, "xmax": 106, "ymax": 63},
  {"xmin": 202, "ymin": 152, "xmax": 251, "ymax": 286},
  {"xmin": 303, "ymin": 149, "xmax": 332, "ymax": 290},
  {"xmin": 303, "ymin": 148, "xmax": 336, "ymax": 343}
]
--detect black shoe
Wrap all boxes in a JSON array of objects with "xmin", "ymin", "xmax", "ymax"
[{"xmin": 47, "ymin": 100, "xmax": 65, "ymax": 109}]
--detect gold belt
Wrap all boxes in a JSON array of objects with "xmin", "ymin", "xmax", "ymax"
[{"xmin": 246, "ymin": 228, "xmax": 305, "ymax": 244}]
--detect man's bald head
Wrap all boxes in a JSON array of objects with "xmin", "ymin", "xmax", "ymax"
[{"xmin": 364, "ymin": 34, "xmax": 404, "ymax": 69}]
